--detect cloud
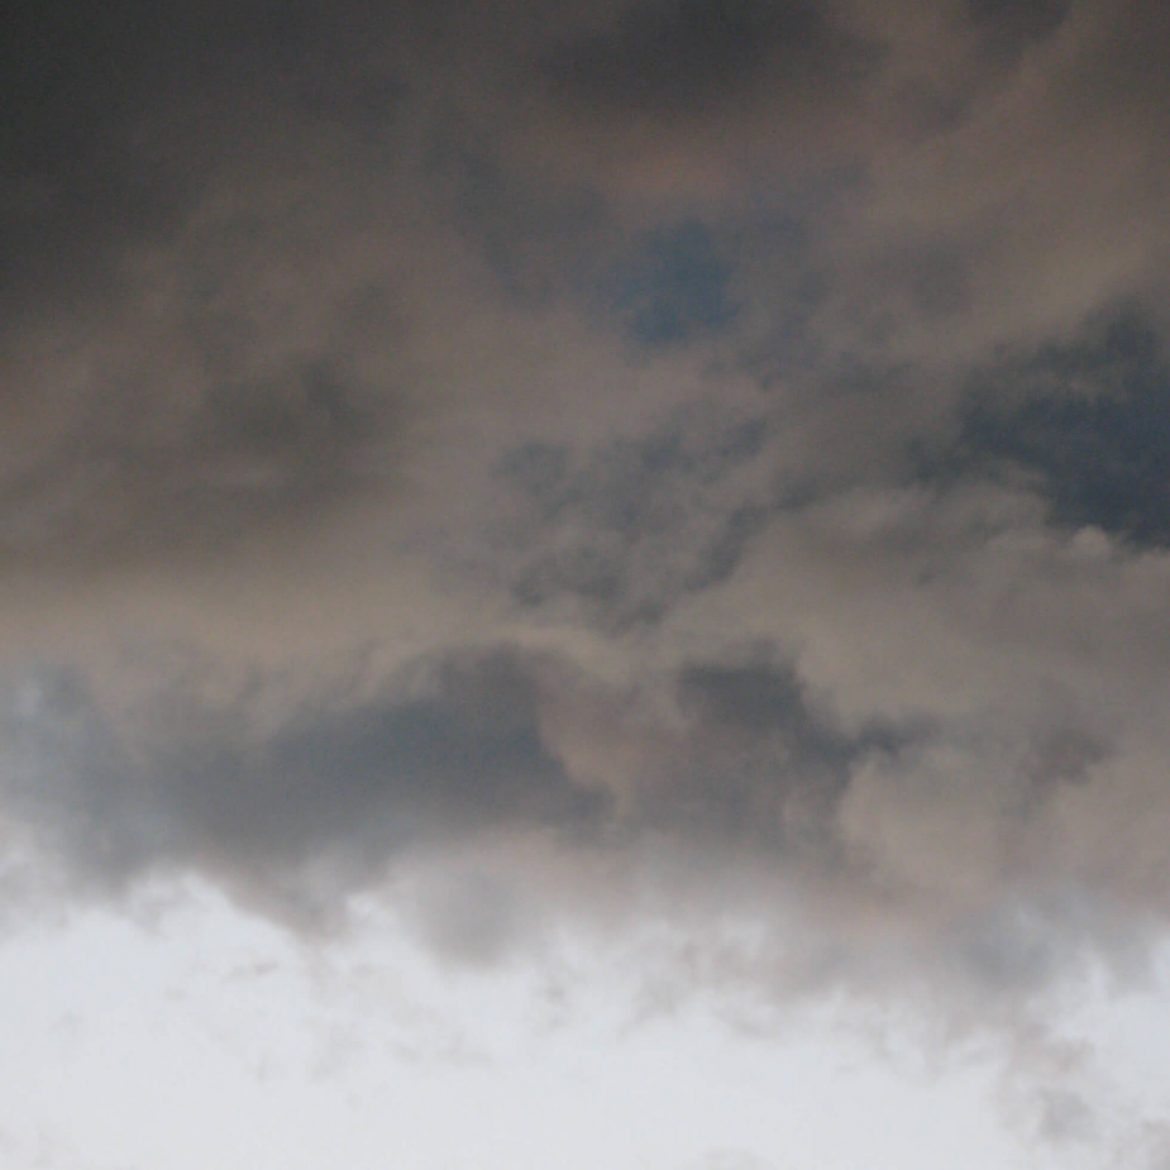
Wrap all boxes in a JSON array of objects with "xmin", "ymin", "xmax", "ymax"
[
  {"xmin": 540, "ymin": 0, "xmax": 879, "ymax": 122},
  {"xmin": 691, "ymin": 1151, "xmax": 776, "ymax": 1170},
  {"xmin": 951, "ymin": 313, "xmax": 1170, "ymax": 547},
  {"xmin": 0, "ymin": 648, "xmax": 608, "ymax": 924},
  {"xmin": 492, "ymin": 408, "xmax": 772, "ymax": 627},
  {"xmin": 6, "ymin": 10, "xmax": 1170, "ymax": 1139},
  {"xmin": 602, "ymin": 220, "xmax": 740, "ymax": 346}
]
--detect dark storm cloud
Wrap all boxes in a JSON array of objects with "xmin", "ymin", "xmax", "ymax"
[
  {"xmin": 654, "ymin": 653, "xmax": 911, "ymax": 850},
  {"xmin": 0, "ymin": 0, "xmax": 421, "ymax": 573},
  {"xmin": 439, "ymin": 145, "xmax": 609, "ymax": 302},
  {"xmin": 1, "ymin": 0, "xmax": 407, "ymax": 316},
  {"xmin": 6, "ymin": 0, "xmax": 1170, "ymax": 1104},
  {"xmin": 0, "ymin": 637, "xmax": 934, "ymax": 936},
  {"xmin": 966, "ymin": 0, "xmax": 1071, "ymax": 47},
  {"xmin": 541, "ymin": 0, "xmax": 879, "ymax": 121},
  {"xmin": 925, "ymin": 314, "xmax": 1170, "ymax": 547},
  {"xmin": 0, "ymin": 648, "xmax": 606, "ymax": 920}
]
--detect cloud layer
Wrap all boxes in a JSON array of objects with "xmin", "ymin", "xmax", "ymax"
[{"xmin": 5, "ymin": 4, "xmax": 1170, "ymax": 1079}]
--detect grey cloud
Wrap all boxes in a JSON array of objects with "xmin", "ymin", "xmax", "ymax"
[
  {"xmin": 541, "ymin": 0, "xmax": 879, "ymax": 121},
  {"xmin": 0, "ymin": 354, "xmax": 380, "ymax": 568},
  {"xmin": 966, "ymin": 0, "xmax": 1071, "ymax": 50},
  {"xmin": 8, "ymin": 0, "xmax": 1170, "ymax": 1120},
  {"xmin": 0, "ymin": 649, "xmax": 605, "ymax": 920},
  {"xmin": 10, "ymin": 0, "xmax": 1159, "ymax": 591},
  {"xmin": 1, "ymin": 0, "xmax": 407, "ymax": 316},
  {"xmin": 0, "ymin": 52, "xmax": 417, "ymax": 571},
  {"xmin": 944, "ymin": 896, "xmax": 1124, "ymax": 996},
  {"xmin": 664, "ymin": 655, "xmax": 908, "ymax": 850},
  {"xmin": 496, "ymin": 413, "xmax": 772, "ymax": 627},
  {"xmin": 0, "ymin": 639, "xmax": 929, "ymax": 939},
  {"xmin": 1, "ymin": 0, "xmax": 460, "ymax": 584},
  {"xmin": 952, "ymin": 314, "xmax": 1170, "ymax": 547},
  {"xmin": 406, "ymin": 868, "xmax": 534, "ymax": 966},
  {"xmin": 437, "ymin": 144, "xmax": 609, "ymax": 304},
  {"xmin": 691, "ymin": 1152, "xmax": 775, "ymax": 1170},
  {"xmin": 602, "ymin": 220, "xmax": 740, "ymax": 347},
  {"xmin": 1034, "ymin": 1086, "xmax": 1097, "ymax": 1145},
  {"xmin": 814, "ymin": 0, "xmax": 1170, "ymax": 366}
]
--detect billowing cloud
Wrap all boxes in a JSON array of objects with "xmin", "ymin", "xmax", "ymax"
[{"xmin": 5, "ymin": 13, "xmax": 1170, "ymax": 1155}]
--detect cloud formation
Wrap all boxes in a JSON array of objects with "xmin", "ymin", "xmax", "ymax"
[{"xmin": 5, "ymin": 3, "xmax": 1170, "ymax": 1089}]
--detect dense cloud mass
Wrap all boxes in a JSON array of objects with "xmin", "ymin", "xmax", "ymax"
[{"xmin": 5, "ymin": 0, "xmax": 1170, "ymax": 1120}]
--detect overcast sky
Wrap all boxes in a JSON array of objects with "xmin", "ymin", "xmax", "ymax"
[{"xmin": 4, "ymin": 1, "xmax": 1170, "ymax": 1166}]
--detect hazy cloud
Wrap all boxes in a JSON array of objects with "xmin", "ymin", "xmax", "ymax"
[{"xmin": 5, "ymin": 0, "xmax": 1170, "ymax": 1119}]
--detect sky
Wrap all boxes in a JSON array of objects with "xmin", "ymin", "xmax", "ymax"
[{"xmin": 4, "ymin": 0, "xmax": 1170, "ymax": 1166}]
